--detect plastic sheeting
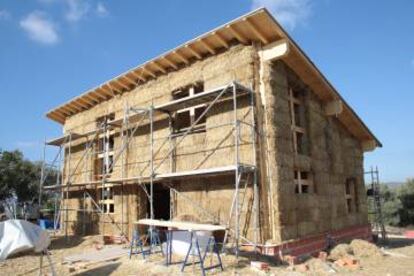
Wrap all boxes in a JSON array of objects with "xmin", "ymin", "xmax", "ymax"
[{"xmin": 0, "ymin": 219, "xmax": 50, "ymax": 260}]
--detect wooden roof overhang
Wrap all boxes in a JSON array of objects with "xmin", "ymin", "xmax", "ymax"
[{"xmin": 46, "ymin": 8, "xmax": 381, "ymax": 148}]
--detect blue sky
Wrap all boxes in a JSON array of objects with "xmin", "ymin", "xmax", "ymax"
[{"xmin": 0, "ymin": 0, "xmax": 412, "ymax": 182}]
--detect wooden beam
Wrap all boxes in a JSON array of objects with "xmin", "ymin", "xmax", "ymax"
[
  {"xmin": 114, "ymin": 79, "xmax": 131, "ymax": 91},
  {"xmin": 51, "ymin": 111, "xmax": 66, "ymax": 122},
  {"xmin": 173, "ymin": 50, "xmax": 189, "ymax": 65},
  {"xmin": 98, "ymin": 86, "xmax": 115, "ymax": 98},
  {"xmin": 259, "ymin": 39, "xmax": 289, "ymax": 61},
  {"xmin": 325, "ymin": 100, "xmax": 343, "ymax": 116},
  {"xmin": 130, "ymin": 70, "xmax": 146, "ymax": 82},
  {"xmin": 67, "ymin": 102, "xmax": 83, "ymax": 112},
  {"xmin": 226, "ymin": 25, "xmax": 248, "ymax": 44},
  {"xmin": 91, "ymin": 89, "xmax": 108, "ymax": 101},
  {"xmin": 243, "ymin": 18, "xmax": 269, "ymax": 44},
  {"xmin": 60, "ymin": 105, "xmax": 76, "ymax": 115},
  {"xmin": 212, "ymin": 31, "xmax": 229, "ymax": 49},
  {"xmin": 75, "ymin": 98, "xmax": 90, "ymax": 109},
  {"xmin": 163, "ymin": 56, "xmax": 178, "ymax": 70},
  {"xmin": 106, "ymin": 83, "xmax": 123, "ymax": 95},
  {"xmin": 143, "ymin": 66, "xmax": 156, "ymax": 78},
  {"xmin": 362, "ymin": 140, "xmax": 377, "ymax": 152},
  {"xmin": 81, "ymin": 95, "xmax": 97, "ymax": 105},
  {"xmin": 152, "ymin": 61, "xmax": 167, "ymax": 74},
  {"xmin": 198, "ymin": 39, "xmax": 216, "ymax": 55},
  {"xmin": 185, "ymin": 44, "xmax": 202, "ymax": 59},
  {"xmin": 123, "ymin": 75, "xmax": 138, "ymax": 86}
]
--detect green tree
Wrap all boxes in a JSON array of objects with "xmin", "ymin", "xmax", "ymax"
[
  {"xmin": 398, "ymin": 178, "xmax": 414, "ymax": 226},
  {"xmin": 380, "ymin": 184, "xmax": 402, "ymax": 226},
  {"xmin": 0, "ymin": 149, "xmax": 57, "ymax": 204}
]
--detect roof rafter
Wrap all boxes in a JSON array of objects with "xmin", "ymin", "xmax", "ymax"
[
  {"xmin": 152, "ymin": 61, "xmax": 167, "ymax": 74},
  {"xmin": 130, "ymin": 70, "xmax": 146, "ymax": 82},
  {"xmin": 114, "ymin": 79, "xmax": 131, "ymax": 91},
  {"xmin": 75, "ymin": 98, "xmax": 91, "ymax": 109},
  {"xmin": 143, "ymin": 66, "xmax": 157, "ymax": 78},
  {"xmin": 243, "ymin": 18, "xmax": 269, "ymax": 44},
  {"xmin": 185, "ymin": 44, "xmax": 202, "ymax": 59},
  {"xmin": 123, "ymin": 75, "xmax": 139, "ymax": 86},
  {"xmin": 173, "ymin": 50, "xmax": 189, "ymax": 65},
  {"xmin": 163, "ymin": 56, "xmax": 178, "ymax": 70},
  {"xmin": 212, "ymin": 31, "xmax": 229, "ymax": 48},
  {"xmin": 226, "ymin": 25, "xmax": 248, "ymax": 44},
  {"xmin": 198, "ymin": 39, "xmax": 216, "ymax": 55}
]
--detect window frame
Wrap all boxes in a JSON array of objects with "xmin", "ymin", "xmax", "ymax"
[
  {"xmin": 99, "ymin": 185, "xmax": 115, "ymax": 214},
  {"xmin": 288, "ymin": 88, "xmax": 307, "ymax": 155},
  {"xmin": 294, "ymin": 169, "xmax": 313, "ymax": 194},
  {"xmin": 172, "ymin": 83, "xmax": 207, "ymax": 134},
  {"xmin": 95, "ymin": 114, "xmax": 116, "ymax": 180}
]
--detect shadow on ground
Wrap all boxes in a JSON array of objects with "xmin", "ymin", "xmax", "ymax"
[
  {"xmin": 49, "ymin": 235, "xmax": 85, "ymax": 250},
  {"xmin": 378, "ymin": 237, "xmax": 414, "ymax": 249},
  {"xmin": 74, "ymin": 262, "xmax": 121, "ymax": 276}
]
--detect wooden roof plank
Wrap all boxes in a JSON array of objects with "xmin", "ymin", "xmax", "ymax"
[
  {"xmin": 185, "ymin": 44, "xmax": 202, "ymax": 59},
  {"xmin": 226, "ymin": 25, "xmax": 248, "ymax": 44},
  {"xmin": 152, "ymin": 61, "xmax": 167, "ymax": 74},
  {"xmin": 173, "ymin": 50, "xmax": 190, "ymax": 65},
  {"xmin": 243, "ymin": 18, "xmax": 269, "ymax": 44},
  {"xmin": 198, "ymin": 39, "xmax": 216, "ymax": 55},
  {"xmin": 212, "ymin": 31, "xmax": 229, "ymax": 48},
  {"xmin": 163, "ymin": 56, "xmax": 178, "ymax": 70}
]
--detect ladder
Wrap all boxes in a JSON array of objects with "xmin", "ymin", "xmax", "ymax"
[
  {"xmin": 365, "ymin": 166, "xmax": 387, "ymax": 242},
  {"xmin": 222, "ymin": 169, "xmax": 251, "ymax": 251}
]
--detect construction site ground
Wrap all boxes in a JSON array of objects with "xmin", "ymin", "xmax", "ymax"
[{"xmin": 1, "ymin": 233, "xmax": 414, "ymax": 275}]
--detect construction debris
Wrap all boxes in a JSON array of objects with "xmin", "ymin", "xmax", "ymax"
[
  {"xmin": 328, "ymin": 243, "xmax": 353, "ymax": 261},
  {"xmin": 250, "ymin": 261, "xmax": 270, "ymax": 271}
]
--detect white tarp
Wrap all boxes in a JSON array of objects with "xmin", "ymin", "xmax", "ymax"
[
  {"xmin": 0, "ymin": 219, "xmax": 50, "ymax": 260},
  {"xmin": 163, "ymin": 231, "xmax": 212, "ymax": 256}
]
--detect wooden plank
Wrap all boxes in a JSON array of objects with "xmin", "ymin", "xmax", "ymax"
[
  {"xmin": 244, "ymin": 18, "xmax": 269, "ymax": 44},
  {"xmin": 212, "ymin": 31, "xmax": 229, "ymax": 48},
  {"xmin": 143, "ymin": 66, "xmax": 156, "ymax": 78},
  {"xmin": 173, "ymin": 50, "xmax": 190, "ymax": 65},
  {"xmin": 152, "ymin": 61, "xmax": 167, "ymax": 74},
  {"xmin": 226, "ymin": 25, "xmax": 248, "ymax": 44},
  {"xmin": 198, "ymin": 39, "xmax": 216, "ymax": 55},
  {"xmin": 136, "ymin": 219, "xmax": 226, "ymax": 232},
  {"xmin": 162, "ymin": 56, "xmax": 178, "ymax": 70},
  {"xmin": 185, "ymin": 44, "xmax": 202, "ymax": 59}
]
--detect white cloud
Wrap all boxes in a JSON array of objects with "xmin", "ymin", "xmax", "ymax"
[
  {"xmin": 251, "ymin": 0, "xmax": 312, "ymax": 30},
  {"xmin": 65, "ymin": 0, "xmax": 90, "ymax": 22},
  {"xmin": 96, "ymin": 2, "xmax": 108, "ymax": 17},
  {"xmin": 0, "ymin": 9, "xmax": 11, "ymax": 20},
  {"xmin": 20, "ymin": 11, "xmax": 59, "ymax": 45}
]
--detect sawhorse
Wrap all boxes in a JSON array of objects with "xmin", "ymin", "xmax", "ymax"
[
  {"xmin": 129, "ymin": 227, "xmax": 163, "ymax": 259},
  {"xmin": 165, "ymin": 230, "xmax": 223, "ymax": 276}
]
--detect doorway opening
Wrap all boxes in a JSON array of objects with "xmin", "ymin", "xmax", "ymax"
[{"xmin": 146, "ymin": 184, "xmax": 170, "ymax": 220}]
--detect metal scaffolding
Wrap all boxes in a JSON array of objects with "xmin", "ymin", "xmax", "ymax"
[{"xmin": 40, "ymin": 81, "xmax": 259, "ymax": 255}]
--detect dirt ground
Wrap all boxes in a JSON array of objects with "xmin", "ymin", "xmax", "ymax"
[{"xmin": 1, "ymin": 234, "xmax": 414, "ymax": 276}]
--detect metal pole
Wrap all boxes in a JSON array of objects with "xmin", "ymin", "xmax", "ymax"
[
  {"xmin": 121, "ymin": 103, "xmax": 127, "ymax": 236},
  {"xmin": 250, "ymin": 86, "xmax": 259, "ymax": 250},
  {"xmin": 150, "ymin": 106, "xmax": 154, "ymax": 220},
  {"xmin": 168, "ymin": 112, "xmax": 174, "ymax": 219},
  {"xmin": 83, "ymin": 189, "xmax": 86, "ymax": 235},
  {"xmin": 65, "ymin": 132, "xmax": 72, "ymax": 243},
  {"xmin": 39, "ymin": 138, "xmax": 46, "ymax": 208},
  {"xmin": 232, "ymin": 83, "xmax": 240, "ymax": 259},
  {"xmin": 149, "ymin": 106, "xmax": 155, "ymax": 249}
]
